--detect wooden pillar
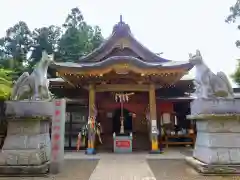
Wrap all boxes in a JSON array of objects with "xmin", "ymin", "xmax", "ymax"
[
  {"xmin": 86, "ymin": 84, "xmax": 96, "ymax": 154},
  {"xmin": 88, "ymin": 84, "xmax": 96, "ymax": 117},
  {"xmin": 149, "ymin": 84, "xmax": 161, "ymax": 153},
  {"xmin": 149, "ymin": 84, "xmax": 157, "ymax": 120}
]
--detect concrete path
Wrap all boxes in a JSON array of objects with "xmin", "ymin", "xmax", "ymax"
[{"xmin": 89, "ymin": 154, "xmax": 156, "ymax": 180}]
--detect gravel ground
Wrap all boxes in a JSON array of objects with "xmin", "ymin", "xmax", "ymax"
[
  {"xmin": 0, "ymin": 159, "xmax": 99, "ymax": 180},
  {"xmin": 148, "ymin": 160, "xmax": 240, "ymax": 180}
]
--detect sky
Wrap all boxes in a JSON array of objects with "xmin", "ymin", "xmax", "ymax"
[{"xmin": 0, "ymin": 0, "xmax": 240, "ymax": 86}]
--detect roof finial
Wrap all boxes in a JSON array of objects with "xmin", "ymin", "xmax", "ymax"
[{"xmin": 120, "ymin": 15, "xmax": 123, "ymax": 23}]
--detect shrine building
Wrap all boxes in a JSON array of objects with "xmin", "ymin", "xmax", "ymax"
[{"xmin": 49, "ymin": 18, "xmax": 196, "ymax": 152}]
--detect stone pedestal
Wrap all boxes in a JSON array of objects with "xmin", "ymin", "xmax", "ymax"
[
  {"xmin": 186, "ymin": 99, "xmax": 240, "ymax": 175},
  {"xmin": 113, "ymin": 134, "xmax": 132, "ymax": 153},
  {"xmin": 0, "ymin": 101, "xmax": 53, "ymax": 175}
]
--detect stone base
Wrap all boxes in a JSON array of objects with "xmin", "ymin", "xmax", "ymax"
[
  {"xmin": 85, "ymin": 148, "xmax": 96, "ymax": 155},
  {"xmin": 5, "ymin": 100, "xmax": 53, "ymax": 116},
  {"xmin": 0, "ymin": 161, "xmax": 49, "ymax": 175},
  {"xmin": 149, "ymin": 149, "xmax": 163, "ymax": 154},
  {"xmin": 1, "ymin": 120, "xmax": 51, "ymax": 166},
  {"xmin": 0, "ymin": 101, "xmax": 52, "ymax": 169},
  {"xmin": 186, "ymin": 156, "xmax": 240, "ymax": 175},
  {"xmin": 190, "ymin": 99, "xmax": 240, "ymax": 115},
  {"xmin": 190, "ymin": 118, "xmax": 240, "ymax": 164}
]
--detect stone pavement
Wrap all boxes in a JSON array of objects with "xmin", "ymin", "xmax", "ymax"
[
  {"xmin": 3, "ymin": 148, "xmax": 236, "ymax": 180},
  {"xmin": 64, "ymin": 148, "xmax": 190, "ymax": 180},
  {"xmin": 88, "ymin": 154, "xmax": 156, "ymax": 180},
  {"xmin": 64, "ymin": 148, "xmax": 191, "ymax": 180}
]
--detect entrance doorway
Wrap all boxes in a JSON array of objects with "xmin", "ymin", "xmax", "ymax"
[{"xmin": 112, "ymin": 108, "xmax": 132, "ymax": 134}]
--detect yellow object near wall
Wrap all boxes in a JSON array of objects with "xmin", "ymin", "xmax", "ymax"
[{"xmin": 151, "ymin": 139, "xmax": 158, "ymax": 150}]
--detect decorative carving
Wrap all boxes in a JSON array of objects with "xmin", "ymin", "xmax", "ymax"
[
  {"xmin": 11, "ymin": 51, "xmax": 54, "ymax": 100},
  {"xmin": 113, "ymin": 63, "xmax": 129, "ymax": 75},
  {"xmin": 189, "ymin": 50, "xmax": 234, "ymax": 99}
]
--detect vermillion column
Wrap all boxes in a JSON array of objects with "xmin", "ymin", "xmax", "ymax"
[
  {"xmin": 86, "ymin": 84, "xmax": 96, "ymax": 154},
  {"xmin": 149, "ymin": 84, "xmax": 161, "ymax": 153}
]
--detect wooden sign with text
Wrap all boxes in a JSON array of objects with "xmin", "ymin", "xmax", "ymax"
[{"xmin": 116, "ymin": 140, "xmax": 131, "ymax": 148}]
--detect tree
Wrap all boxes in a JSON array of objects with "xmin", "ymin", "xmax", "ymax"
[
  {"xmin": 231, "ymin": 59, "xmax": 240, "ymax": 86},
  {"xmin": 0, "ymin": 7, "xmax": 104, "ymax": 77},
  {"xmin": 226, "ymin": 0, "xmax": 240, "ymax": 23},
  {"xmin": 226, "ymin": 0, "xmax": 240, "ymax": 47},
  {"xmin": 226, "ymin": 1, "xmax": 240, "ymax": 85},
  {"xmin": 0, "ymin": 21, "xmax": 32, "ymax": 77},
  {"xmin": 1, "ymin": 21, "xmax": 32, "ymax": 64},
  {"xmin": 58, "ymin": 7, "xmax": 103, "ymax": 62},
  {"xmin": 30, "ymin": 25, "xmax": 62, "ymax": 65}
]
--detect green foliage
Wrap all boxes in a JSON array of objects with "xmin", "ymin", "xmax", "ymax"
[
  {"xmin": 1, "ymin": 21, "xmax": 32, "ymax": 63},
  {"xmin": 0, "ymin": 7, "xmax": 104, "ymax": 75},
  {"xmin": 58, "ymin": 7, "xmax": 103, "ymax": 61},
  {"xmin": 0, "ymin": 7, "xmax": 104, "ymax": 99},
  {"xmin": 226, "ymin": 0, "xmax": 240, "ymax": 48},
  {"xmin": 226, "ymin": 1, "xmax": 240, "ymax": 85},
  {"xmin": 231, "ymin": 59, "xmax": 240, "ymax": 85},
  {"xmin": 30, "ymin": 25, "xmax": 62, "ymax": 65},
  {"xmin": 0, "ymin": 69, "xmax": 13, "ymax": 100},
  {"xmin": 226, "ymin": 0, "xmax": 240, "ymax": 23}
]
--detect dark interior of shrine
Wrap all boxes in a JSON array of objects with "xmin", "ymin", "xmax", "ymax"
[{"xmin": 112, "ymin": 108, "xmax": 133, "ymax": 134}]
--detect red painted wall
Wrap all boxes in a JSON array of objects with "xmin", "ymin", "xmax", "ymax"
[
  {"xmin": 157, "ymin": 101, "xmax": 174, "ymax": 113},
  {"xmin": 96, "ymin": 93, "xmax": 174, "ymax": 133},
  {"xmin": 97, "ymin": 93, "xmax": 174, "ymax": 114},
  {"xmin": 99, "ymin": 102, "xmax": 145, "ymax": 114}
]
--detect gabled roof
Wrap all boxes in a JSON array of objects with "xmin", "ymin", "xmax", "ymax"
[
  {"xmin": 78, "ymin": 18, "xmax": 171, "ymax": 63},
  {"xmin": 50, "ymin": 17, "xmax": 194, "ymax": 73}
]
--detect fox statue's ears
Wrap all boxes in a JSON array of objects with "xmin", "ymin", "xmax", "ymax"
[
  {"xmin": 189, "ymin": 53, "xmax": 193, "ymax": 59},
  {"xmin": 196, "ymin": 49, "xmax": 201, "ymax": 57}
]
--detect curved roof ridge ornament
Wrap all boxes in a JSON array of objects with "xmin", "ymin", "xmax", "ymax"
[
  {"xmin": 120, "ymin": 14, "xmax": 123, "ymax": 23},
  {"xmin": 112, "ymin": 15, "xmax": 131, "ymax": 34}
]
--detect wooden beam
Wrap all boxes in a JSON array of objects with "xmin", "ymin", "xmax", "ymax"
[
  {"xmin": 57, "ymin": 66, "xmax": 188, "ymax": 76},
  {"xmin": 58, "ymin": 72, "xmax": 75, "ymax": 88},
  {"xmin": 93, "ymin": 84, "xmax": 151, "ymax": 92}
]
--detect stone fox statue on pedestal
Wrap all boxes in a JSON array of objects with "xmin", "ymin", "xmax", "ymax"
[
  {"xmin": 11, "ymin": 51, "xmax": 54, "ymax": 100},
  {"xmin": 189, "ymin": 50, "xmax": 234, "ymax": 99}
]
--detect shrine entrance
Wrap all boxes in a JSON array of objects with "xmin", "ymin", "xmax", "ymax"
[{"xmin": 112, "ymin": 108, "xmax": 132, "ymax": 134}]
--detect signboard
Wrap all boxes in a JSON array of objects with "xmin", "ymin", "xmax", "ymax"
[
  {"xmin": 116, "ymin": 140, "xmax": 130, "ymax": 148},
  {"xmin": 152, "ymin": 120, "xmax": 157, "ymax": 126},
  {"xmin": 50, "ymin": 99, "xmax": 66, "ymax": 174},
  {"xmin": 151, "ymin": 126, "xmax": 159, "ymax": 134},
  {"xmin": 72, "ymin": 112, "xmax": 87, "ymax": 123}
]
